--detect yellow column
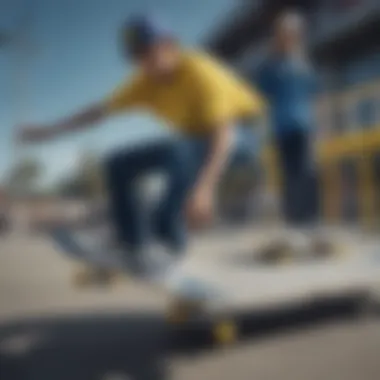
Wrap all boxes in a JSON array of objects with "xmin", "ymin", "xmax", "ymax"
[
  {"xmin": 261, "ymin": 146, "xmax": 280, "ymax": 193},
  {"xmin": 358, "ymin": 154, "xmax": 375, "ymax": 229},
  {"xmin": 321, "ymin": 160, "xmax": 340, "ymax": 223}
]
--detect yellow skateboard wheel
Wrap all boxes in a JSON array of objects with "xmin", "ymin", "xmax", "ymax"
[{"xmin": 213, "ymin": 320, "xmax": 237, "ymax": 345}]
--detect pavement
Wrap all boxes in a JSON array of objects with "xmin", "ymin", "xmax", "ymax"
[{"xmin": 0, "ymin": 228, "xmax": 380, "ymax": 380}]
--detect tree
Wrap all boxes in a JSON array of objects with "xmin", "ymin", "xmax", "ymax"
[
  {"xmin": 57, "ymin": 152, "xmax": 104, "ymax": 200},
  {"xmin": 6, "ymin": 157, "xmax": 43, "ymax": 197}
]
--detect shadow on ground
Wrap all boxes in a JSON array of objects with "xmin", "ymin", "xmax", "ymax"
[{"xmin": 0, "ymin": 293, "xmax": 365, "ymax": 380}]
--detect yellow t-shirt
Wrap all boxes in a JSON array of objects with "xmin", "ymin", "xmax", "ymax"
[{"xmin": 106, "ymin": 50, "xmax": 264, "ymax": 135}]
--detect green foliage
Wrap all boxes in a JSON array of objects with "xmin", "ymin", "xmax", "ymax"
[
  {"xmin": 57, "ymin": 151, "xmax": 104, "ymax": 200},
  {"xmin": 5, "ymin": 156, "xmax": 43, "ymax": 197}
]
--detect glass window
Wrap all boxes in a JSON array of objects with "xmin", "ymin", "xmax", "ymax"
[
  {"xmin": 339, "ymin": 158, "xmax": 360, "ymax": 222},
  {"xmin": 333, "ymin": 102, "xmax": 346, "ymax": 133},
  {"xmin": 373, "ymin": 153, "xmax": 380, "ymax": 219},
  {"xmin": 342, "ymin": 96, "xmax": 357, "ymax": 131},
  {"xmin": 356, "ymin": 97, "xmax": 377, "ymax": 128},
  {"xmin": 316, "ymin": 96, "xmax": 335, "ymax": 136},
  {"xmin": 341, "ymin": 52, "xmax": 380, "ymax": 88}
]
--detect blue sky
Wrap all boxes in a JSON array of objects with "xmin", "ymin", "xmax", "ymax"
[{"xmin": 0, "ymin": 0, "xmax": 235, "ymax": 186}]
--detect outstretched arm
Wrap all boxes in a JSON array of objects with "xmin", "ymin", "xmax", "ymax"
[
  {"xmin": 20, "ymin": 76, "xmax": 143, "ymax": 144},
  {"xmin": 47, "ymin": 104, "xmax": 107, "ymax": 135},
  {"xmin": 20, "ymin": 103, "xmax": 108, "ymax": 143}
]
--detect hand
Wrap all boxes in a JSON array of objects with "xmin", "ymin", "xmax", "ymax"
[
  {"xmin": 186, "ymin": 182, "xmax": 215, "ymax": 229},
  {"xmin": 18, "ymin": 125, "xmax": 57, "ymax": 144}
]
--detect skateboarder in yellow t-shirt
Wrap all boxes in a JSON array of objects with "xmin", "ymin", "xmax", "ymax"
[{"xmin": 20, "ymin": 14, "xmax": 264, "ymax": 275}]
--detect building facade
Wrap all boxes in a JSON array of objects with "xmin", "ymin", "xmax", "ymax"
[{"xmin": 206, "ymin": 0, "xmax": 380, "ymax": 226}]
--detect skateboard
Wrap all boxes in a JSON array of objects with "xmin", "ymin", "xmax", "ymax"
[{"xmin": 47, "ymin": 226, "xmax": 380, "ymax": 346}]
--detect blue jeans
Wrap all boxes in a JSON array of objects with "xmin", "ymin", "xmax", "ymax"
[
  {"xmin": 104, "ymin": 127, "xmax": 256, "ymax": 255},
  {"xmin": 275, "ymin": 129, "xmax": 319, "ymax": 225}
]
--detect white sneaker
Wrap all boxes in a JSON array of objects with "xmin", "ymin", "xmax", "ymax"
[
  {"xmin": 145, "ymin": 246, "xmax": 182, "ymax": 281},
  {"xmin": 120, "ymin": 253, "xmax": 153, "ymax": 277}
]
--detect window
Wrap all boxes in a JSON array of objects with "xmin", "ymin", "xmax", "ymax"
[
  {"xmin": 316, "ymin": 95, "xmax": 335, "ymax": 137},
  {"xmin": 373, "ymin": 154, "xmax": 380, "ymax": 219},
  {"xmin": 341, "ymin": 52, "xmax": 380, "ymax": 88},
  {"xmin": 332, "ymin": 102, "xmax": 346, "ymax": 133},
  {"xmin": 376, "ymin": 90, "xmax": 380, "ymax": 126},
  {"xmin": 356, "ymin": 97, "xmax": 377, "ymax": 128},
  {"xmin": 339, "ymin": 158, "xmax": 360, "ymax": 222}
]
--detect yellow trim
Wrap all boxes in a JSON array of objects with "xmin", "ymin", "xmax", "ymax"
[
  {"xmin": 320, "ymin": 162, "xmax": 340, "ymax": 223},
  {"xmin": 260, "ymin": 147, "xmax": 280, "ymax": 191},
  {"xmin": 359, "ymin": 156, "xmax": 376, "ymax": 227},
  {"xmin": 317, "ymin": 128, "xmax": 380, "ymax": 162}
]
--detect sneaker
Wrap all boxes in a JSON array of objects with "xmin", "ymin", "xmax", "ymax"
[
  {"xmin": 121, "ymin": 253, "xmax": 151, "ymax": 277},
  {"xmin": 118, "ymin": 247, "xmax": 172, "ymax": 280}
]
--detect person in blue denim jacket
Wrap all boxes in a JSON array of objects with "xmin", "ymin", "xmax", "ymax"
[{"xmin": 255, "ymin": 11, "xmax": 319, "ymax": 225}]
